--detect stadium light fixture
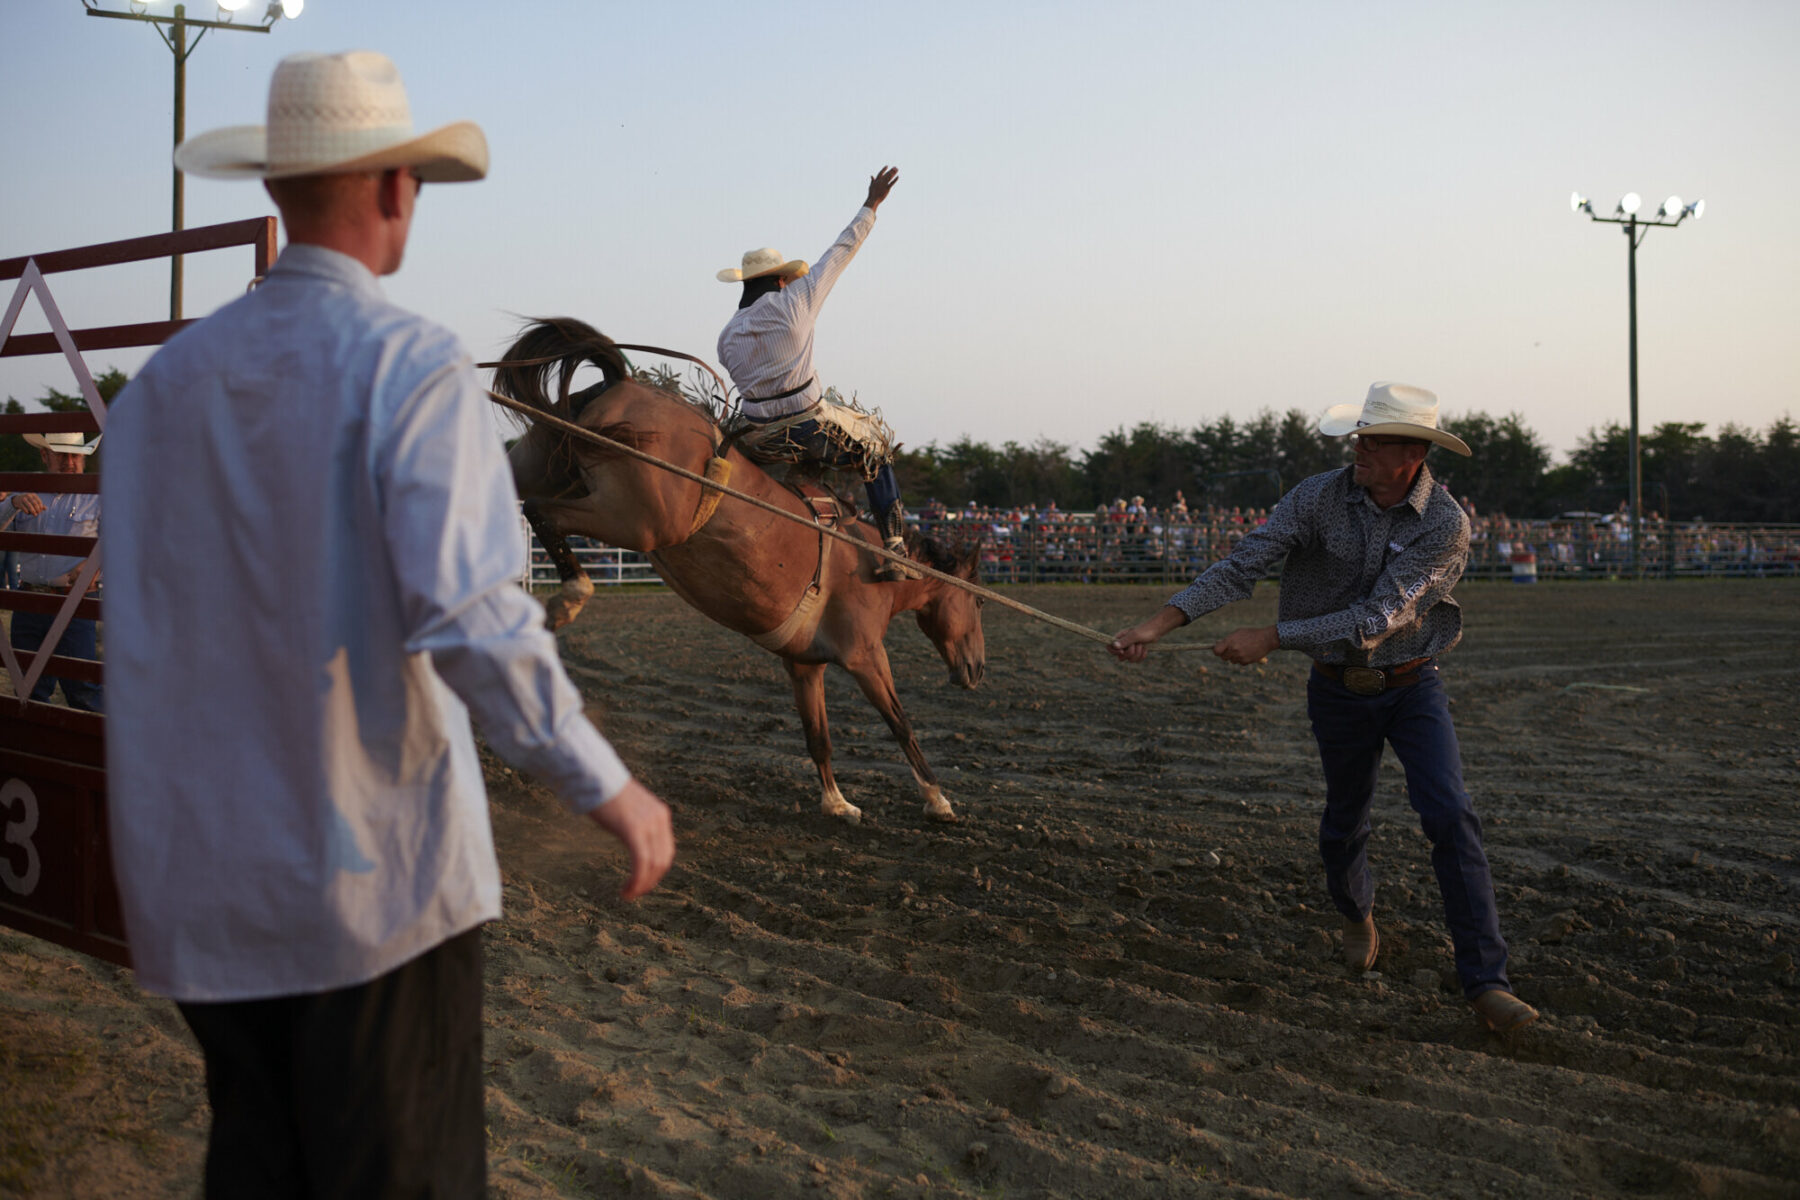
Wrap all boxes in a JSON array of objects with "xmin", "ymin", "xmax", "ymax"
[
  {"xmin": 83, "ymin": 0, "xmax": 303, "ymax": 320},
  {"xmin": 1570, "ymin": 185, "xmax": 1706, "ymax": 576}
]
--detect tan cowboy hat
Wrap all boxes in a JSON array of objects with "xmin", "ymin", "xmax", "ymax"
[
  {"xmin": 174, "ymin": 50, "xmax": 488, "ymax": 182},
  {"xmin": 25, "ymin": 430, "xmax": 101, "ymax": 456},
  {"xmin": 716, "ymin": 248, "xmax": 810, "ymax": 284},
  {"xmin": 1318, "ymin": 382, "xmax": 1471, "ymax": 456}
]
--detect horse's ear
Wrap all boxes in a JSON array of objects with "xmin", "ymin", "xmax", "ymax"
[{"xmin": 956, "ymin": 534, "xmax": 985, "ymax": 578}]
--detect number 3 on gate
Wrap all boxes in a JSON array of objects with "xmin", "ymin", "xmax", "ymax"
[{"xmin": 0, "ymin": 778, "xmax": 42, "ymax": 897}]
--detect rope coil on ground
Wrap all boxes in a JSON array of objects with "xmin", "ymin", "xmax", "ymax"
[{"xmin": 485, "ymin": 387, "xmax": 1210, "ymax": 653}]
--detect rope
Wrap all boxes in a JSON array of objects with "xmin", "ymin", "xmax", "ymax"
[{"xmin": 485, "ymin": 387, "xmax": 1207, "ymax": 653}]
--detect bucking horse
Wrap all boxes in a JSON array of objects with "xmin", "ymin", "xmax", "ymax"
[{"xmin": 495, "ymin": 318, "xmax": 985, "ymax": 823}]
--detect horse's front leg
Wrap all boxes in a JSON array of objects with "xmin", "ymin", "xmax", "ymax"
[
  {"xmin": 785, "ymin": 659, "xmax": 861, "ymax": 823},
  {"xmin": 840, "ymin": 647, "xmax": 957, "ymax": 824},
  {"xmin": 522, "ymin": 498, "xmax": 594, "ymax": 630}
]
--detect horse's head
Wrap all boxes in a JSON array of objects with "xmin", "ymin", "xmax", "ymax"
[{"xmin": 912, "ymin": 533, "xmax": 986, "ymax": 690}]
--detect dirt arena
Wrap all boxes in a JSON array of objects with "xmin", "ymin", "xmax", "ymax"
[{"xmin": 4, "ymin": 579, "xmax": 1797, "ymax": 1198}]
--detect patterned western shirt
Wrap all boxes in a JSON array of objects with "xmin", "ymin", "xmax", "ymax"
[
  {"xmin": 717, "ymin": 205, "xmax": 877, "ymax": 418},
  {"xmin": 1168, "ymin": 464, "xmax": 1469, "ymax": 666}
]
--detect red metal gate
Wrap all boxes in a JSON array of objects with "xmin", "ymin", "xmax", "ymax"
[{"xmin": 0, "ymin": 218, "xmax": 275, "ymax": 966}]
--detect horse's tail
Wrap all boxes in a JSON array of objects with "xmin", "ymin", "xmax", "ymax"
[{"xmin": 492, "ymin": 316, "xmax": 628, "ymax": 424}]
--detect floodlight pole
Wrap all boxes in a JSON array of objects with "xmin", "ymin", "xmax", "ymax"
[
  {"xmin": 1573, "ymin": 195, "xmax": 1699, "ymax": 577},
  {"xmin": 1626, "ymin": 216, "xmax": 1641, "ymax": 575},
  {"xmin": 85, "ymin": 2, "xmax": 279, "ymax": 321}
]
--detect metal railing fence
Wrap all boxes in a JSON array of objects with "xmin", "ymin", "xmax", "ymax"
[{"xmin": 519, "ymin": 508, "xmax": 1800, "ymax": 589}]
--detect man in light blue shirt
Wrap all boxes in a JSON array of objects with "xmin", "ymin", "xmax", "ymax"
[{"xmin": 105, "ymin": 51, "xmax": 674, "ymax": 1198}]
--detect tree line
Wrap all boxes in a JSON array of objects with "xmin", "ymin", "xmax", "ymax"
[
  {"xmin": 893, "ymin": 409, "xmax": 1800, "ymax": 524},
  {"xmin": 8, "ymin": 372, "xmax": 1797, "ymax": 523}
]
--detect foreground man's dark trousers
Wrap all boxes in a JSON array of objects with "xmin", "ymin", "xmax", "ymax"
[
  {"xmin": 177, "ymin": 926, "xmax": 485, "ymax": 1199},
  {"xmin": 1306, "ymin": 664, "xmax": 1512, "ymax": 999}
]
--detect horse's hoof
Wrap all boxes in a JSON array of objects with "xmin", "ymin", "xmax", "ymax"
[
  {"xmin": 825, "ymin": 803, "xmax": 863, "ymax": 824},
  {"xmin": 543, "ymin": 595, "xmax": 585, "ymax": 630},
  {"xmin": 924, "ymin": 803, "xmax": 959, "ymax": 824}
]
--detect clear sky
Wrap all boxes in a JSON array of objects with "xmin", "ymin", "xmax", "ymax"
[{"xmin": 4, "ymin": 1, "xmax": 1796, "ymax": 459}]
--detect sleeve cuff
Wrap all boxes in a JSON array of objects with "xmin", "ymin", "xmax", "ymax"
[{"xmin": 554, "ymin": 718, "xmax": 635, "ymax": 814}]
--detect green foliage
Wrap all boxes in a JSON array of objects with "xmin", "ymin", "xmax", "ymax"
[
  {"xmin": 1437, "ymin": 411, "xmax": 1552, "ymax": 517},
  {"xmin": 1562, "ymin": 416, "xmax": 1800, "ymax": 522},
  {"xmin": 892, "ymin": 405, "xmax": 1799, "ymax": 521},
  {"xmin": 3, "ymin": 367, "xmax": 126, "ymax": 474},
  {"xmin": 894, "ymin": 407, "xmax": 1349, "ymax": 512},
  {"xmin": 0, "ymin": 399, "xmax": 33, "ymax": 474}
]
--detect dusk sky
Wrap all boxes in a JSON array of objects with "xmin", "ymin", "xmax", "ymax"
[{"xmin": 4, "ymin": 1, "xmax": 1796, "ymax": 462}]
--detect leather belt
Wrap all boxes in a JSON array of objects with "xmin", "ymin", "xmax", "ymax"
[
  {"xmin": 743, "ymin": 397, "xmax": 821, "ymax": 421},
  {"xmin": 1314, "ymin": 656, "xmax": 1432, "ymax": 696},
  {"xmin": 743, "ymin": 376, "xmax": 817, "ymax": 406}
]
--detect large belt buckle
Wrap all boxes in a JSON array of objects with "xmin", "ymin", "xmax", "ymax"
[{"xmin": 1340, "ymin": 666, "xmax": 1387, "ymax": 696}]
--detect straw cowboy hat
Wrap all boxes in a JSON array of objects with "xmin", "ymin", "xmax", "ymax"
[
  {"xmin": 174, "ymin": 50, "xmax": 488, "ymax": 182},
  {"xmin": 24, "ymin": 431, "xmax": 101, "ymax": 457},
  {"xmin": 716, "ymin": 248, "xmax": 810, "ymax": 284},
  {"xmin": 1318, "ymin": 382, "xmax": 1471, "ymax": 456}
]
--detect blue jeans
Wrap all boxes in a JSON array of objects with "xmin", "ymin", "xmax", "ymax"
[
  {"xmin": 1306, "ymin": 664, "xmax": 1508, "ymax": 998},
  {"xmin": 9, "ymin": 610, "xmax": 104, "ymax": 712}
]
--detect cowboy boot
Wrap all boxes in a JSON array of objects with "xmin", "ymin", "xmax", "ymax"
[
  {"xmin": 1343, "ymin": 915, "xmax": 1379, "ymax": 973},
  {"xmin": 874, "ymin": 501, "xmax": 920, "ymax": 581},
  {"xmin": 1470, "ymin": 988, "xmax": 1539, "ymax": 1033}
]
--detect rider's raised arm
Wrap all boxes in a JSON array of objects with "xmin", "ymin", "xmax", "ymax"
[{"xmin": 784, "ymin": 167, "xmax": 898, "ymax": 319}]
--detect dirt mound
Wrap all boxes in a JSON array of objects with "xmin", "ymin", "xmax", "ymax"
[{"xmin": 5, "ymin": 580, "xmax": 1797, "ymax": 1197}]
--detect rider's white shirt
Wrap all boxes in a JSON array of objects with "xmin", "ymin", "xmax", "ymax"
[{"xmin": 717, "ymin": 205, "xmax": 877, "ymax": 419}]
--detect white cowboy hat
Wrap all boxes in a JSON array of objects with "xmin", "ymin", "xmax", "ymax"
[
  {"xmin": 1318, "ymin": 382, "xmax": 1471, "ymax": 456},
  {"xmin": 25, "ymin": 431, "xmax": 101, "ymax": 456},
  {"xmin": 716, "ymin": 248, "xmax": 810, "ymax": 283},
  {"xmin": 174, "ymin": 51, "xmax": 488, "ymax": 182}
]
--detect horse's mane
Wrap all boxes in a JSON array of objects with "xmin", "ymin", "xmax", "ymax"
[
  {"xmin": 628, "ymin": 362, "xmax": 733, "ymax": 427},
  {"xmin": 907, "ymin": 527, "xmax": 984, "ymax": 581}
]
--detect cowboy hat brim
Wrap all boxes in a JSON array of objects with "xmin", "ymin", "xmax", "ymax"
[
  {"xmin": 1319, "ymin": 402, "xmax": 1471, "ymax": 456},
  {"xmin": 174, "ymin": 120, "xmax": 489, "ymax": 183},
  {"xmin": 716, "ymin": 260, "xmax": 809, "ymax": 283},
  {"xmin": 24, "ymin": 432, "xmax": 101, "ymax": 456}
]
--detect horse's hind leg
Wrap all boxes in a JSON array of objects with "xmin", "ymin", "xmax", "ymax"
[
  {"xmin": 785, "ymin": 660, "xmax": 861, "ymax": 823},
  {"xmin": 523, "ymin": 500, "xmax": 594, "ymax": 629},
  {"xmin": 841, "ymin": 648, "xmax": 957, "ymax": 823},
  {"xmin": 510, "ymin": 431, "xmax": 593, "ymax": 629}
]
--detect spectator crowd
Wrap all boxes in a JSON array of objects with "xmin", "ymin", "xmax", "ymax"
[{"xmin": 909, "ymin": 494, "xmax": 1800, "ymax": 583}]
